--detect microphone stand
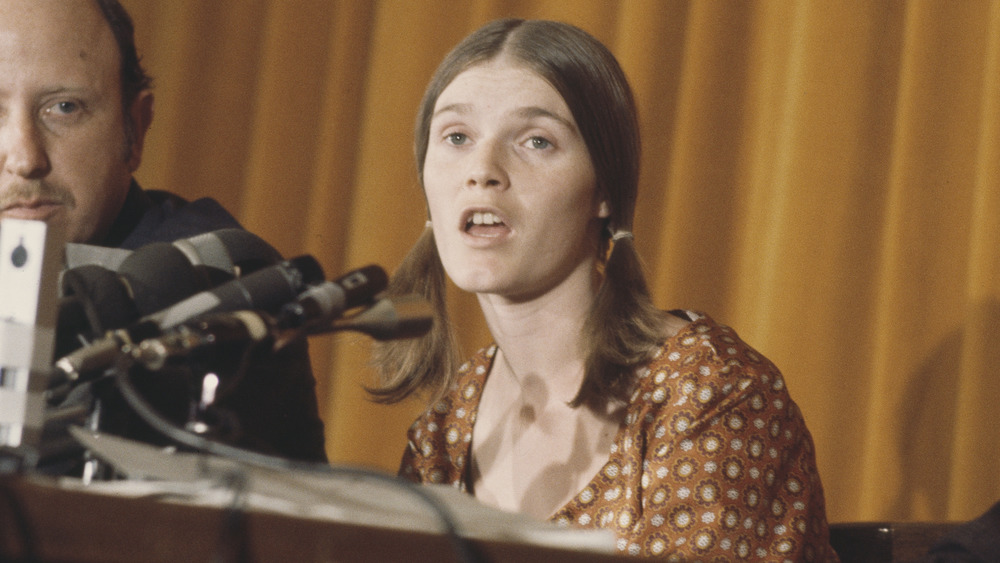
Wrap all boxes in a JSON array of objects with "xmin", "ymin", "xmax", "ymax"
[{"xmin": 49, "ymin": 336, "xmax": 252, "ymax": 482}]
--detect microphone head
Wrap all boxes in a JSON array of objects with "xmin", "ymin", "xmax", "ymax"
[
  {"xmin": 117, "ymin": 242, "xmax": 213, "ymax": 316},
  {"xmin": 149, "ymin": 254, "xmax": 326, "ymax": 330},
  {"xmin": 56, "ymin": 265, "xmax": 140, "ymax": 357},
  {"xmin": 181, "ymin": 228, "xmax": 283, "ymax": 277},
  {"xmin": 53, "ymin": 231, "xmax": 290, "ymax": 379},
  {"xmin": 60, "ymin": 265, "xmax": 140, "ymax": 331},
  {"xmin": 338, "ymin": 265, "xmax": 389, "ymax": 309},
  {"xmin": 333, "ymin": 295, "xmax": 433, "ymax": 341},
  {"xmin": 284, "ymin": 255, "xmax": 326, "ymax": 290},
  {"xmin": 210, "ymin": 229, "xmax": 284, "ymax": 274},
  {"xmin": 63, "ymin": 243, "xmax": 132, "ymax": 271},
  {"xmin": 277, "ymin": 264, "xmax": 388, "ymax": 329}
]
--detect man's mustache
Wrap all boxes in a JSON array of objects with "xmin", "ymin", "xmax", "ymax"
[{"xmin": 0, "ymin": 181, "xmax": 76, "ymax": 210}]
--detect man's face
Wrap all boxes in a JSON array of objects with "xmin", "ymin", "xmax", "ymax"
[{"xmin": 0, "ymin": 0, "xmax": 149, "ymax": 244}]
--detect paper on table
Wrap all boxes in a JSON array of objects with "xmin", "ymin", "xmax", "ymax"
[{"xmin": 67, "ymin": 426, "xmax": 616, "ymax": 554}]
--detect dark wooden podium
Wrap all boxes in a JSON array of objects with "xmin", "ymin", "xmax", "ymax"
[
  {"xmin": 829, "ymin": 521, "xmax": 957, "ymax": 563},
  {"xmin": 1, "ymin": 475, "xmax": 639, "ymax": 563}
]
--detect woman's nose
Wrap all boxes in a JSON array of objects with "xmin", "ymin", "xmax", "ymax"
[{"xmin": 465, "ymin": 138, "xmax": 509, "ymax": 190}]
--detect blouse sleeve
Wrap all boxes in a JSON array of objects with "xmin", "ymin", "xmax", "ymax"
[
  {"xmin": 397, "ymin": 402, "xmax": 467, "ymax": 487},
  {"xmin": 632, "ymin": 320, "xmax": 836, "ymax": 561},
  {"xmin": 398, "ymin": 418, "xmax": 423, "ymax": 483},
  {"xmin": 396, "ymin": 354, "xmax": 487, "ymax": 489}
]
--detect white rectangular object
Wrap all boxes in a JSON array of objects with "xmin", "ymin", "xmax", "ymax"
[{"xmin": 0, "ymin": 218, "xmax": 63, "ymax": 449}]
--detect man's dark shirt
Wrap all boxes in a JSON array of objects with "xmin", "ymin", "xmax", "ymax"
[
  {"xmin": 101, "ymin": 181, "xmax": 244, "ymax": 250},
  {"xmin": 66, "ymin": 181, "xmax": 327, "ymax": 464}
]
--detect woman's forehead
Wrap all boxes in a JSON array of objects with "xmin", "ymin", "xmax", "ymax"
[{"xmin": 435, "ymin": 60, "xmax": 570, "ymax": 118}]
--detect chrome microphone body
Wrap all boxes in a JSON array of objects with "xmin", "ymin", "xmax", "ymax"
[
  {"xmin": 131, "ymin": 311, "xmax": 273, "ymax": 371},
  {"xmin": 130, "ymin": 294, "xmax": 433, "ymax": 370}
]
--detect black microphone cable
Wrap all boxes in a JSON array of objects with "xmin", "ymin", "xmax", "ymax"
[{"xmin": 107, "ymin": 355, "xmax": 484, "ymax": 563}]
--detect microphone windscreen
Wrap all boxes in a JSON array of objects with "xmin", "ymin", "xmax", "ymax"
[
  {"xmin": 63, "ymin": 243, "xmax": 132, "ymax": 271},
  {"xmin": 341, "ymin": 265, "xmax": 389, "ymax": 308},
  {"xmin": 60, "ymin": 264, "xmax": 140, "ymax": 330},
  {"xmin": 57, "ymin": 265, "xmax": 140, "ymax": 357},
  {"xmin": 205, "ymin": 229, "xmax": 284, "ymax": 275},
  {"xmin": 117, "ymin": 242, "xmax": 213, "ymax": 316},
  {"xmin": 209, "ymin": 255, "xmax": 324, "ymax": 314},
  {"xmin": 150, "ymin": 254, "xmax": 325, "ymax": 330}
]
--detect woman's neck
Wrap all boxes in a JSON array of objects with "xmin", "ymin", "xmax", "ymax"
[{"xmin": 476, "ymin": 262, "xmax": 599, "ymax": 400}]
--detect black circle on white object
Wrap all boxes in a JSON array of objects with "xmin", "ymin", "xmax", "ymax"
[{"xmin": 11, "ymin": 243, "xmax": 28, "ymax": 268}]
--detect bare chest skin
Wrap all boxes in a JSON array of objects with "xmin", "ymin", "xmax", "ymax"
[
  {"xmin": 468, "ymin": 355, "xmax": 626, "ymax": 520},
  {"xmin": 467, "ymin": 313, "xmax": 690, "ymax": 519}
]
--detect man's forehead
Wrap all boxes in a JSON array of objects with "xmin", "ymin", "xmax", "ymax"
[
  {"xmin": 0, "ymin": 0, "xmax": 118, "ymax": 92},
  {"xmin": 0, "ymin": 0, "xmax": 114, "ymax": 59}
]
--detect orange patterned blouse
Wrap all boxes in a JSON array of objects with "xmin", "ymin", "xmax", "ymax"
[{"xmin": 399, "ymin": 312, "xmax": 839, "ymax": 561}]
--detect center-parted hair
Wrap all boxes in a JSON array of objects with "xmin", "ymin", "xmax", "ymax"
[{"xmin": 371, "ymin": 19, "xmax": 665, "ymax": 408}]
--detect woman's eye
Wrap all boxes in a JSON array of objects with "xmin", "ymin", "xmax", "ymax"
[
  {"xmin": 528, "ymin": 136, "xmax": 552, "ymax": 149},
  {"xmin": 446, "ymin": 132, "xmax": 468, "ymax": 145}
]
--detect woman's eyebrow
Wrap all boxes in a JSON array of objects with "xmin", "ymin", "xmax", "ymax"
[
  {"xmin": 432, "ymin": 102, "xmax": 471, "ymax": 119},
  {"xmin": 513, "ymin": 106, "xmax": 575, "ymax": 130},
  {"xmin": 432, "ymin": 103, "xmax": 574, "ymax": 128}
]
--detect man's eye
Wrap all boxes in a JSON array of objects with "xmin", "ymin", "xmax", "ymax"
[
  {"xmin": 446, "ymin": 132, "xmax": 468, "ymax": 145},
  {"xmin": 47, "ymin": 101, "xmax": 80, "ymax": 116}
]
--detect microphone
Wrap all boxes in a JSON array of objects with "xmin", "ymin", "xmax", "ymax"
[
  {"xmin": 129, "ymin": 264, "xmax": 388, "ymax": 370},
  {"xmin": 323, "ymin": 294, "xmax": 434, "ymax": 341},
  {"xmin": 116, "ymin": 242, "xmax": 216, "ymax": 317},
  {"xmin": 277, "ymin": 264, "xmax": 388, "ymax": 329},
  {"xmin": 130, "ymin": 311, "xmax": 273, "ymax": 371},
  {"xmin": 170, "ymin": 228, "xmax": 284, "ymax": 282},
  {"xmin": 55, "ymin": 230, "xmax": 285, "ymax": 358},
  {"xmin": 55, "ymin": 243, "xmax": 212, "ymax": 359},
  {"xmin": 130, "ymin": 294, "xmax": 432, "ymax": 371},
  {"xmin": 64, "ymin": 228, "xmax": 282, "ymax": 279},
  {"xmin": 144, "ymin": 254, "xmax": 325, "ymax": 330},
  {"xmin": 51, "ymin": 255, "xmax": 325, "ymax": 386}
]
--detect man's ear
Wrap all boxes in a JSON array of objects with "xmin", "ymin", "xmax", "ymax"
[{"xmin": 126, "ymin": 89, "xmax": 154, "ymax": 172}]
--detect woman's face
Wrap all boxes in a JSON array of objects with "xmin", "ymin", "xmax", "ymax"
[{"xmin": 423, "ymin": 58, "xmax": 608, "ymax": 302}]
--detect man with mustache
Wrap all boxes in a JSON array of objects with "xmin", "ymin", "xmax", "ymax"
[
  {"xmin": 0, "ymin": 0, "xmax": 237, "ymax": 247},
  {"xmin": 0, "ymin": 0, "xmax": 327, "ymax": 465}
]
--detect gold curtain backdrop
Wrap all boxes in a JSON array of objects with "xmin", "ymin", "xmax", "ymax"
[{"xmin": 120, "ymin": 0, "xmax": 1000, "ymax": 525}]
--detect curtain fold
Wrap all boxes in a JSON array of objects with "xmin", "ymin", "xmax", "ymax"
[
  {"xmin": 123, "ymin": 0, "xmax": 1000, "ymax": 524},
  {"xmin": 947, "ymin": 0, "xmax": 1000, "ymax": 517}
]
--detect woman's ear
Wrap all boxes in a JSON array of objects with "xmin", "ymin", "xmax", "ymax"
[{"xmin": 597, "ymin": 200, "xmax": 611, "ymax": 219}]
